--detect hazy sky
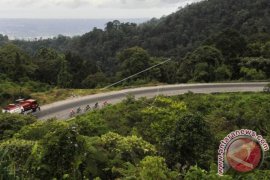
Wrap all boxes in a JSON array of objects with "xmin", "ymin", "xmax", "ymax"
[{"xmin": 0, "ymin": 0, "xmax": 201, "ymax": 19}]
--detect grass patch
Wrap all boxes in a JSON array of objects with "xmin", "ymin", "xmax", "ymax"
[
  {"xmin": 31, "ymin": 82, "xmax": 166, "ymax": 105},
  {"xmin": 30, "ymin": 88, "xmax": 108, "ymax": 105}
]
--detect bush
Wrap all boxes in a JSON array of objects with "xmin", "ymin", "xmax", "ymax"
[
  {"xmin": 0, "ymin": 113, "xmax": 37, "ymax": 141},
  {"xmin": 0, "ymin": 139, "xmax": 35, "ymax": 178},
  {"xmin": 240, "ymin": 67, "xmax": 266, "ymax": 80},
  {"xmin": 116, "ymin": 156, "xmax": 179, "ymax": 180},
  {"xmin": 184, "ymin": 165, "xmax": 232, "ymax": 180},
  {"xmin": 15, "ymin": 121, "xmax": 68, "ymax": 141}
]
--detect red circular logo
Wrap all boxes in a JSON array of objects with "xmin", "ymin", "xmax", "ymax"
[{"xmin": 226, "ymin": 137, "xmax": 262, "ymax": 172}]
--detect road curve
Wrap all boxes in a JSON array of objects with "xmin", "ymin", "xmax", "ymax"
[{"xmin": 36, "ymin": 82, "xmax": 269, "ymax": 120}]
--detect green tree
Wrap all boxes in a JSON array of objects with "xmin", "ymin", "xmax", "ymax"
[
  {"xmin": 13, "ymin": 52, "xmax": 25, "ymax": 81},
  {"xmin": 0, "ymin": 34, "xmax": 8, "ymax": 46},
  {"xmin": 178, "ymin": 46, "xmax": 224, "ymax": 82},
  {"xmin": 65, "ymin": 52, "xmax": 98, "ymax": 88},
  {"xmin": 214, "ymin": 65, "xmax": 232, "ymax": 81},
  {"xmin": 138, "ymin": 156, "xmax": 178, "ymax": 180},
  {"xmin": 235, "ymin": 170, "xmax": 270, "ymax": 179},
  {"xmin": 209, "ymin": 29, "xmax": 247, "ymax": 58},
  {"xmin": 163, "ymin": 113, "xmax": 214, "ymax": 169},
  {"xmin": 35, "ymin": 48, "xmax": 64, "ymax": 85},
  {"xmin": 193, "ymin": 62, "xmax": 211, "ymax": 82},
  {"xmin": 0, "ymin": 44, "xmax": 36, "ymax": 82},
  {"xmin": 15, "ymin": 121, "xmax": 69, "ymax": 141},
  {"xmin": 0, "ymin": 139, "xmax": 35, "ymax": 178},
  {"xmin": 262, "ymin": 41, "xmax": 270, "ymax": 58},
  {"xmin": 240, "ymin": 67, "xmax": 266, "ymax": 80},
  {"xmin": 245, "ymin": 42, "xmax": 263, "ymax": 57},
  {"xmin": 82, "ymin": 72, "xmax": 107, "ymax": 88},
  {"xmin": 184, "ymin": 165, "xmax": 232, "ymax": 180},
  {"xmin": 117, "ymin": 156, "xmax": 179, "ymax": 180},
  {"xmin": 0, "ymin": 113, "xmax": 36, "ymax": 141},
  {"xmin": 240, "ymin": 57, "xmax": 270, "ymax": 78},
  {"xmin": 57, "ymin": 60, "xmax": 72, "ymax": 88},
  {"xmin": 25, "ymin": 123, "xmax": 90, "ymax": 179},
  {"xmin": 100, "ymin": 132, "xmax": 156, "ymax": 165},
  {"xmin": 139, "ymin": 96, "xmax": 187, "ymax": 144},
  {"xmin": 0, "ymin": 148, "xmax": 20, "ymax": 179},
  {"xmin": 118, "ymin": 47, "xmax": 151, "ymax": 80},
  {"xmin": 159, "ymin": 61, "xmax": 179, "ymax": 84}
]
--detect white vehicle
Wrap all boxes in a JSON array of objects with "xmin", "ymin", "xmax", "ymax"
[{"xmin": 2, "ymin": 104, "xmax": 23, "ymax": 114}]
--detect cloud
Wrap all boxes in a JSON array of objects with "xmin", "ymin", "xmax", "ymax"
[
  {"xmin": 98, "ymin": 0, "xmax": 201, "ymax": 9},
  {"xmin": 48, "ymin": 0, "xmax": 90, "ymax": 8},
  {"xmin": 1, "ymin": 0, "xmax": 201, "ymax": 9}
]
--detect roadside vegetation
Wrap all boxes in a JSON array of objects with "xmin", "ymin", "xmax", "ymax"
[
  {"xmin": 0, "ymin": 92, "xmax": 270, "ymax": 179},
  {"xmin": 0, "ymin": 77, "xmax": 50, "ymax": 107},
  {"xmin": 30, "ymin": 81, "xmax": 165, "ymax": 105},
  {"xmin": 0, "ymin": 78, "xmax": 165, "ymax": 107}
]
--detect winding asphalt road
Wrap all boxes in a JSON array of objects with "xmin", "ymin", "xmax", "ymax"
[{"xmin": 36, "ymin": 82, "xmax": 269, "ymax": 120}]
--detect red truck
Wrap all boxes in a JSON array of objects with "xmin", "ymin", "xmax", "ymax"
[{"xmin": 2, "ymin": 99, "xmax": 40, "ymax": 114}]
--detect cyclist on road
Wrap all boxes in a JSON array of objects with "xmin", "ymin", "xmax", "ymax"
[
  {"xmin": 69, "ymin": 109, "xmax": 75, "ymax": 117},
  {"xmin": 77, "ymin": 107, "xmax": 81, "ymax": 113},
  {"xmin": 94, "ymin": 102, "xmax": 99, "ymax": 109},
  {"xmin": 85, "ymin": 105, "xmax": 91, "ymax": 112},
  {"xmin": 103, "ymin": 101, "xmax": 108, "ymax": 107}
]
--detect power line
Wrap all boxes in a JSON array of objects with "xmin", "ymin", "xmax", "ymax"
[{"xmin": 102, "ymin": 58, "xmax": 172, "ymax": 90}]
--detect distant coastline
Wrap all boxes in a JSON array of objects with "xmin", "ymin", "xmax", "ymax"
[{"xmin": 0, "ymin": 18, "xmax": 149, "ymax": 40}]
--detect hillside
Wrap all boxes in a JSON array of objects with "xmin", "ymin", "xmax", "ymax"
[
  {"xmin": 0, "ymin": 0, "xmax": 270, "ymax": 104},
  {"xmin": 141, "ymin": 0, "xmax": 270, "ymax": 57},
  {"xmin": 10, "ymin": 0, "xmax": 270, "ymax": 59}
]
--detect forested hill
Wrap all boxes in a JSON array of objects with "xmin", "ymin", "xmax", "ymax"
[
  {"xmin": 143, "ymin": 0, "xmax": 270, "ymax": 57},
  {"xmin": 11, "ymin": 0, "xmax": 270, "ymax": 59},
  {"xmin": 0, "ymin": 0, "xmax": 270, "ymax": 96}
]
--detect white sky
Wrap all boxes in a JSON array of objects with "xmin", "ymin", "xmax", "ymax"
[{"xmin": 0, "ymin": 0, "xmax": 201, "ymax": 18}]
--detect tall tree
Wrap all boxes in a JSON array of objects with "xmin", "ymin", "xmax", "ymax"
[
  {"xmin": 57, "ymin": 60, "xmax": 72, "ymax": 88},
  {"xmin": 207, "ymin": 29, "xmax": 247, "ymax": 59},
  {"xmin": 118, "ymin": 47, "xmax": 151, "ymax": 80},
  {"xmin": 35, "ymin": 48, "xmax": 64, "ymax": 85},
  {"xmin": 178, "ymin": 46, "xmax": 224, "ymax": 82},
  {"xmin": 163, "ymin": 113, "xmax": 214, "ymax": 169}
]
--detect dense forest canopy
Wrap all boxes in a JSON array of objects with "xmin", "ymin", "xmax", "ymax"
[{"xmin": 1, "ymin": 93, "xmax": 270, "ymax": 179}]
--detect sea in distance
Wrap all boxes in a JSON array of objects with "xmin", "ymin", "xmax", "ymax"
[{"xmin": 0, "ymin": 18, "xmax": 148, "ymax": 40}]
